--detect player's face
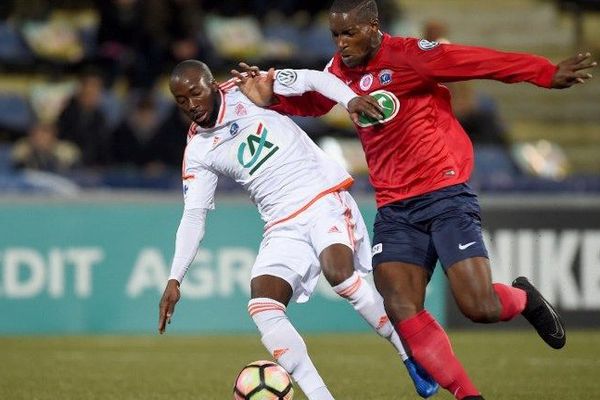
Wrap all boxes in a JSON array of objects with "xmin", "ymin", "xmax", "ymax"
[
  {"xmin": 329, "ymin": 10, "xmax": 379, "ymax": 68},
  {"xmin": 170, "ymin": 70, "xmax": 219, "ymax": 128}
]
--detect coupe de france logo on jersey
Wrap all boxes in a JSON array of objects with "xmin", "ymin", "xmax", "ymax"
[
  {"xmin": 276, "ymin": 69, "xmax": 297, "ymax": 86},
  {"xmin": 357, "ymin": 90, "xmax": 400, "ymax": 127},
  {"xmin": 418, "ymin": 39, "xmax": 440, "ymax": 51}
]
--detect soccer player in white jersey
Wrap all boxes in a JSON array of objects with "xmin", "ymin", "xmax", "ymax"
[{"xmin": 158, "ymin": 60, "xmax": 438, "ymax": 400}]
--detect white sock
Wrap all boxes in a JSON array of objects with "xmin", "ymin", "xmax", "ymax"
[
  {"xmin": 248, "ymin": 298, "xmax": 335, "ymax": 400},
  {"xmin": 332, "ymin": 272, "xmax": 409, "ymax": 361}
]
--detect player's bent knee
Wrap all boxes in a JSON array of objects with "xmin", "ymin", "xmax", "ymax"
[
  {"xmin": 322, "ymin": 263, "xmax": 354, "ymax": 286},
  {"xmin": 384, "ymin": 298, "xmax": 422, "ymax": 322}
]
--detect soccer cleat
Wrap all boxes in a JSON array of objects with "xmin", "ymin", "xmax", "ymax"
[
  {"xmin": 512, "ymin": 276, "xmax": 566, "ymax": 349},
  {"xmin": 404, "ymin": 357, "xmax": 439, "ymax": 398}
]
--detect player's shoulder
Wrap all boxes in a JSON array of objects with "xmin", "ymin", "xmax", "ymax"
[
  {"xmin": 218, "ymin": 77, "xmax": 240, "ymax": 93},
  {"xmin": 401, "ymin": 36, "xmax": 443, "ymax": 53},
  {"xmin": 326, "ymin": 55, "xmax": 345, "ymax": 77}
]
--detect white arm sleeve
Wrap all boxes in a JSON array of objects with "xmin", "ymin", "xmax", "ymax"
[
  {"xmin": 168, "ymin": 208, "xmax": 208, "ymax": 283},
  {"xmin": 273, "ymin": 69, "xmax": 357, "ymax": 109}
]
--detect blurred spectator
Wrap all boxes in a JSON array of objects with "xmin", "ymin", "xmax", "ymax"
[
  {"xmin": 57, "ymin": 69, "xmax": 111, "ymax": 167},
  {"xmin": 156, "ymin": 106, "xmax": 190, "ymax": 167},
  {"xmin": 144, "ymin": 0, "xmax": 210, "ymax": 69},
  {"xmin": 96, "ymin": 0, "xmax": 212, "ymax": 88},
  {"xmin": 111, "ymin": 94, "xmax": 184, "ymax": 174},
  {"xmin": 95, "ymin": 0, "xmax": 149, "ymax": 87},
  {"xmin": 11, "ymin": 122, "xmax": 81, "ymax": 172},
  {"xmin": 379, "ymin": 0, "xmax": 418, "ymax": 37}
]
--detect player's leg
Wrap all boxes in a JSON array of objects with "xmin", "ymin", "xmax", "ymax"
[
  {"xmin": 432, "ymin": 188, "xmax": 566, "ymax": 349},
  {"xmin": 316, "ymin": 192, "xmax": 438, "ymax": 398},
  {"xmin": 314, "ymin": 193, "xmax": 397, "ymax": 341},
  {"xmin": 374, "ymin": 262, "xmax": 482, "ymax": 400},
  {"xmin": 249, "ymin": 275, "xmax": 334, "ymax": 400},
  {"xmin": 372, "ymin": 201, "xmax": 481, "ymax": 400},
  {"xmin": 445, "ymin": 257, "xmax": 566, "ymax": 349}
]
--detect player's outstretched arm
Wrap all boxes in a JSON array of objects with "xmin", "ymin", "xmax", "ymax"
[
  {"xmin": 158, "ymin": 279, "xmax": 181, "ymax": 334},
  {"xmin": 551, "ymin": 52, "xmax": 596, "ymax": 89},
  {"xmin": 232, "ymin": 63, "xmax": 383, "ymax": 121}
]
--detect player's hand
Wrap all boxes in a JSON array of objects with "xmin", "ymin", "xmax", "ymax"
[
  {"xmin": 231, "ymin": 63, "xmax": 277, "ymax": 106},
  {"xmin": 158, "ymin": 279, "xmax": 181, "ymax": 334},
  {"xmin": 348, "ymin": 95, "xmax": 384, "ymax": 125},
  {"xmin": 551, "ymin": 52, "xmax": 596, "ymax": 89}
]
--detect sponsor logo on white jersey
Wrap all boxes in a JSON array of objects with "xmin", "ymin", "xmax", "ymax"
[{"xmin": 276, "ymin": 69, "xmax": 298, "ymax": 86}]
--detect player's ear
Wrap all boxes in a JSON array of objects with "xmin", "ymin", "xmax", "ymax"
[
  {"xmin": 369, "ymin": 17, "xmax": 379, "ymax": 31},
  {"xmin": 210, "ymin": 79, "xmax": 219, "ymax": 91}
]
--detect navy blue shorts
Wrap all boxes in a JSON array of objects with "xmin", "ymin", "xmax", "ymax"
[{"xmin": 372, "ymin": 183, "xmax": 488, "ymax": 275}]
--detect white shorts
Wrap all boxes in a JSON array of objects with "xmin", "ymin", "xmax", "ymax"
[{"xmin": 251, "ymin": 191, "xmax": 372, "ymax": 303}]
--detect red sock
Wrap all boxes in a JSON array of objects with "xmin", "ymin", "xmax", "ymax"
[
  {"xmin": 493, "ymin": 283, "xmax": 527, "ymax": 321},
  {"xmin": 396, "ymin": 310, "xmax": 480, "ymax": 399}
]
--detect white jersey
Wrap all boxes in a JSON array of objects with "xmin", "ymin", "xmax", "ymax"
[{"xmin": 182, "ymin": 86, "xmax": 352, "ymax": 227}]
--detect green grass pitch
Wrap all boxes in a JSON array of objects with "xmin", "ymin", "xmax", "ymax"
[{"xmin": 1, "ymin": 330, "xmax": 599, "ymax": 399}]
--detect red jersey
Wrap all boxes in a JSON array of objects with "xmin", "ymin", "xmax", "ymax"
[{"xmin": 270, "ymin": 34, "xmax": 557, "ymax": 207}]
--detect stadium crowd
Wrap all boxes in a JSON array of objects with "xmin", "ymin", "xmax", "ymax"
[{"xmin": 0, "ymin": 0, "xmax": 598, "ymax": 193}]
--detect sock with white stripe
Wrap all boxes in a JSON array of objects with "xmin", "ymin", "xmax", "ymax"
[
  {"xmin": 248, "ymin": 298, "xmax": 334, "ymax": 400},
  {"xmin": 332, "ymin": 272, "xmax": 408, "ymax": 361}
]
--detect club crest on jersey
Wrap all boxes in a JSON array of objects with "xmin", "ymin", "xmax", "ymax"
[
  {"xmin": 360, "ymin": 74, "xmax": 374, "ymax": 91},
  {"xmin": 234, "ymin": 103, "xmax": 247, "ymax": 116},
  {"xmin": 357, "ymin": 90, "xmax": 400, "ymax": 127},
  {"xmin": 418, "ymin": 39, "xmax": 440, "ymax": 51},
  {"xmin": 378, "ymin": 69, "xmax": 393, "ymax": 85},
  {"xmin": 229, "ymin": 122, "xmax": 239, "ymax": 136},
  {"xmin": 276, "ymin": 69, "xmax": 297, "ymax": 86},
  {"xmin": 237, "ymin": 122, "xmax": 279, "ymax": 175}
]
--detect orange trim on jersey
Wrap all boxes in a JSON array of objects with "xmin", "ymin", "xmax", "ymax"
[
  {"xmin": 218, "ymin": 77, "xmax": 238, "ymax": 89},
  {"xmin": 219, "ymin": 80, "xmax": 238, "ymax": 91},
  {"xmin": 264, "ymin": 178, "xmax": 354, "ymax": 231},
  {"xmin": 343, "ymin": 206, "xmax": 355, "ymax": 250},
  {"xmin": 334, "ymin": 192, "xmax": 356, "ymax": 250},
  {"xmin": 187, "ymin": 122, "xmax": 198, "ymax": 139},
  {"xmin": 181, "ymin": 130, "xmax": 201, "ymax": 180},
  {"xmin": 216, "ymin": 90, "xmax": 226, "ymax": 125}
]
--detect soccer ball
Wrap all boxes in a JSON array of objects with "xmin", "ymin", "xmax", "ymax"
[{"xmin": 233, "ymin": 360, "xmax": 294, "ymax": 399}]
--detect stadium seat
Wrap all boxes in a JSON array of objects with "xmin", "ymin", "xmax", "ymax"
[{"xmin": 0, "ymin": 93, "xmax": 33, "ymax": 133}]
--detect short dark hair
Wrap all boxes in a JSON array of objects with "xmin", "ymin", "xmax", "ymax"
[
  {"xmin": 330, "ymin": 0, "xmax": 378, "ymax": 21},
  {"xmin": 171, "ymin": 59, "xmax": 214, "ymax": 82}
]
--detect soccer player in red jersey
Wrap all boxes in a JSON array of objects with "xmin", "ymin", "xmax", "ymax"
[{"xmin": 233, "ymin": 1, "xmax": 596, "ymax": 398}]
